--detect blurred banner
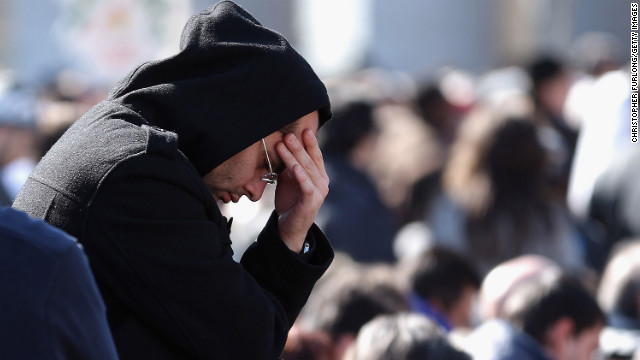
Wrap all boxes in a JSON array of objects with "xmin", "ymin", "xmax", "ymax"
[
  {"xmin": 0, "ymin": 0, "xmax": 630, "ymax": 86},
  {"xmin": 53, "ymin": 0, "xmax": 192, "ymax": 83}
]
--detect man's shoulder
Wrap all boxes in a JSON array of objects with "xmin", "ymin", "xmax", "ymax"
[
  {"xmin": 29, "ymin": 101, "xmax": 183, "ymax": 200},
  {"xmin": 60, "ymin": 100, "xmax": 151, "ymax": 160}
]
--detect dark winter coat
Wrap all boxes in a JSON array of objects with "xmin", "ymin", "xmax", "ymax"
[{"xmin": 13, "ymin": 2, "xmax": 333, "ymax": 359}]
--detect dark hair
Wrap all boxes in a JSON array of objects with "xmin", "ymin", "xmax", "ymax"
[
  {"xmin": 527, "ymin": 56, "xmax": 565, "ymax": 91},
  {"xmin": 615, "ymin": 271, "xmax": 640, "ymax": 321},
  {"xmin": 410, "ymin": 247, "xmax": 481, "ymax": 312},
  {"xmin": 414, "ymin": 83, "xmax": 448, "ymax": 127},
  {"xmin": 308, "ymin": 265, "xmax": 408, "ymax": 340},
  {"xmin": 504, "ymin": 273, "xmax": 605, "ymax": 345},
  {"xmin": 319, "ymin": 101, "xmax": 375, "ymax": 155},
  {"xmin": 444, "ymin": 101, "xmax": 547, "ymax": 219},
  {"xmin": 488, "ymin": 117, "xmax": 547, "ymax": 208},
  {"xmin": 443, "ymin": 99, "xmax": 554, "ymax": 273}
]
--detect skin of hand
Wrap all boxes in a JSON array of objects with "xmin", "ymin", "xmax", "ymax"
[{"xmin": 274, "ymin": 129, "xmax": 329, "ymax": 253}]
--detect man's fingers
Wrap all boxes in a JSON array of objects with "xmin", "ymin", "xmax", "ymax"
[
  {"xmin": 280, "ymin": 133, "xmax": 325, "ymax": 186},
  {"xmin": 292, "ymin": 164, "xmax": 317, "ymax": 196},
  {"xmin": 274, "ymin": 129, "xmax": 330, "ymax": 249},
  {"xmin": 302, "ymin": 129, "xmax": 328, "ymax": 180}
]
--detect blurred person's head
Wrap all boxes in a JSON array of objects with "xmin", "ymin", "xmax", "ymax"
[
  {"xmin": 401, "ymin": 247, "xmax": 481, "ymax": 330},
  {"xmin": 598, "ymin": 240, "xmax": 640, "ymax": 327},
  {"xmin": 503, "ymin": 272, "xmax": 605, "ymax": 360},
  {"xmin": 413, "ymin": 68, "xmax": 475, "ymax": 145},
  {"xmin": 319, "ymin": 100, "xmax": 378, "ymax": 169},
  {"xmin": 444, "ymin": 94, "xmax": 550, "ymax": 242},
  {"xmin": 414, "ymin": 81, "xmax": 458, "ymax": 143},
  {"xmin": 479, "ymin": 255, "xmax": 562, "ymax": 321},
  {"xmin": 303, "ymin": 262, "xmax": 408, "ymax": 359},
  {"xmin": 597, "ymin": 240, "xmax": 640, "ymax": 360},
  {"xmin": 444, "ymin": 94, "xmax": 544, "ymax": 218},
  {"xmin": 342, "ymin": 313, "xmax": 471, "ymax": 360},
  {"xmin": 528, "ymin": 55, "xmax": 572, "ymax": 118},
  {"xmin": 443, "ymin": 95, "xmax": 557, "ymax": 274}
]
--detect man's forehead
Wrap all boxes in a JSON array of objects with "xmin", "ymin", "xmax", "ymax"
[{"xmin": 278, "ymin": 111, "xmax": 319, "ymax": 136}]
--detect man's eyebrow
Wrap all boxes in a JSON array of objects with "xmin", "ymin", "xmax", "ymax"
[{"xmin": 279, "ymin": 122, "xmax": 299, "ymax": 135}]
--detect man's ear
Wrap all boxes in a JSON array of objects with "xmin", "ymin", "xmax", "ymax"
[{"xmin": 544, "ymin": 316, "xmax": 575, "ymax": 359}]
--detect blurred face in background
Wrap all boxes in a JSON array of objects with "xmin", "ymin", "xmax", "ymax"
[
  {"xmin": 550, "ymin": 321, "xmax": 603, "ymax": 360},
  {"xmin": 537, "ymin": 70, "xmax": 571, "ymax": 118},
  {"xmin": 446, "ymin": 284, "xmax": 478, "ymax": 328}
]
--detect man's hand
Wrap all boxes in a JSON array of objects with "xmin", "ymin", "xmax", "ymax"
[{"xmin": 274, "ymin": 129, "xmax": 329, "ymax": 253}]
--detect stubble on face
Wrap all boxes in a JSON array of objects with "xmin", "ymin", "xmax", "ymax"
[{"xmin": 202, "ymin": 148, "xmax": 256, "ymax": 203}]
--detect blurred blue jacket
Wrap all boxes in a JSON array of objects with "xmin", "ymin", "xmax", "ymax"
[
  {"xmin": 0, "ymin": 207, "xmax": 118, "ymax": 360},
  {"xmin": 318, "ymin": 153, "xmax": 397, "ymax": 263}
]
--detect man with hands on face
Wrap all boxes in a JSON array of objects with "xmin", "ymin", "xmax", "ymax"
[
  {"xmin": 203, "ymin": 111, "xmax": 329, "ymax": 254},
  {"xmin": 13, "ymin": 2, "xmax": 334, "ymax": 359}
]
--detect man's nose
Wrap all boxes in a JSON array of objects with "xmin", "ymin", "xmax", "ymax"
[{"xmin": 244, "ymin": 178, "xmax": 268, "ymax": 202}]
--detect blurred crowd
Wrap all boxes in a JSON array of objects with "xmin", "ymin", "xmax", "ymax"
[
  {"xmin": 287, "ymin": 31, "xmax": 640, "ymax": 360},
  {"xmin": 1, "ymin": 30, "xmax": 639, "ymax": 359}
]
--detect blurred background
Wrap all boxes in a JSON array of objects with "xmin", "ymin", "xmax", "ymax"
[
  {"xmin": 2, "ymin": 1, "xmax": 638, "ymax": 359},
  {"xmin": 0, "ymin": 0, "xmax": 629, "ymax": 84}
]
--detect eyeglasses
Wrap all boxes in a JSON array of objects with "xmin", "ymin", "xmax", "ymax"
[{"xmin": 261, "ymin": 138, "xmax": 278, "ymax": 184}]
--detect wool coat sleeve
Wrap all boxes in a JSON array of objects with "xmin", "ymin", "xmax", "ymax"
[{"xmin": 82, "ymin": 149, "xmax": 333, "ymax": 360}]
